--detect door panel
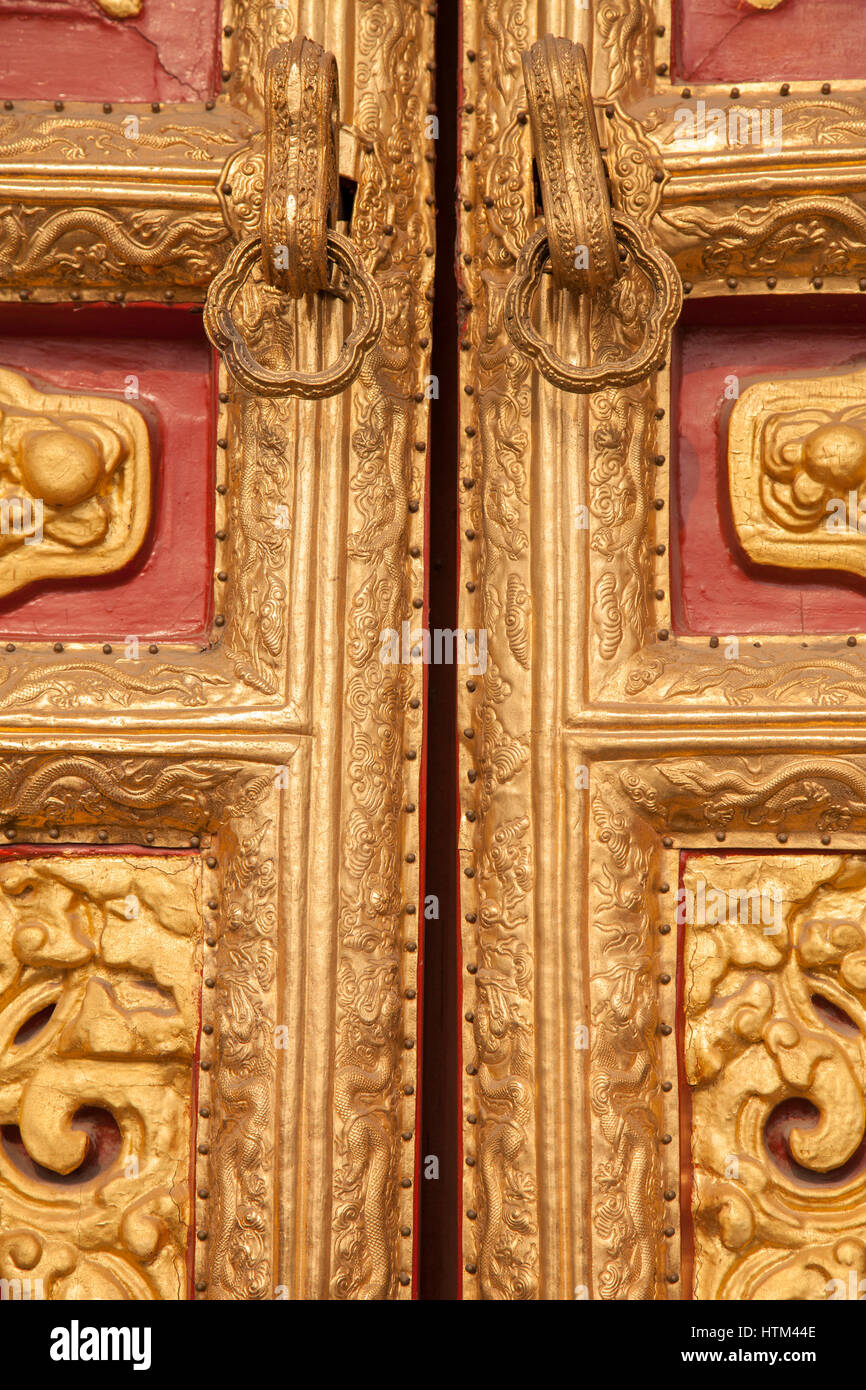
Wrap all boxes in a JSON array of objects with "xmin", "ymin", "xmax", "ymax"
[
  {"xmin": 0, "ymin": 0, "xmax": 432, "ymax": 1300},
  {"xmin": 458, "ymin": 0, "xmax": 866, "ymax": 1299}
]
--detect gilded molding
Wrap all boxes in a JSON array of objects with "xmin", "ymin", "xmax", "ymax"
[
  {"xmin": 0, "ymin": 109, "xmax": 253, "ymax": 299},
  {"xmin": 329, "ymin": 0, "xmax": 432, "ymax": 1300},
  {"xmin": 589, "ymin": 778, "xmax": 666, "ymax": 1298},
  {"xmin": 459, "ymin": 0, "xmax": 540, "ymax": 1302}
]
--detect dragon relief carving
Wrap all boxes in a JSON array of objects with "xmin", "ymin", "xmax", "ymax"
[
  {"xmin": 684, "ymin": 853, "xmax": 866, "ymax": 1300},
  {"xmin": 595, "ymin": 0, "xmax": 657, "ymax": 103},
  {"xmin": 222, "ymin": 388, "xmax": 293, "ymax": 696},
  {"xmin": 618, "ymin": 756, "xmax": 866, "ymax": 835},
  {"xmin": 658, "ymin": 196, "xmax": 866, "ymax": 283},
  {"xmin": 589, "ymin": 783, "xmax": 666, "ymax": 1298},
  {"xmin": 0, "ymin": 204, "xmax": 231, "ymax": 294},
  {"xmin": 208, "ymin": 813, "xmax": 279, "ymax": 1301},
  {"xmin": 0, "ymin": 853, "xmax": 202, "ymax": 1300}
]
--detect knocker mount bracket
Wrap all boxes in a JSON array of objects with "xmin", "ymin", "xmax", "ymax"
[
  {"xmin": 204, "ymin": 35, "xmax": 383, "ymax": 400},
  {"xmin": 504, "ymin": 35, "xmax": 682, "ymax": 394}
]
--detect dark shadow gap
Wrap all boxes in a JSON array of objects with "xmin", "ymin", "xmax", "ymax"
[{"xmin": 419, "ymin": 0, "xmax": 460, "ymax": 1302}]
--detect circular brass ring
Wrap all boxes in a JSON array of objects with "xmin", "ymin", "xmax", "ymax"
[
  {"xmin": 503, "ymin": 215, "xmax": 683, "ymax": 394},
  {"xmin": 203, "ymin": 230, "xmax": 384, "ymax": 399},
  {"xmin": 263, "ymin": 36, "xmax": 340, "ymax": 297},
  {"xmin": 522, "ymin": 35, "xmax": 618, "ymax": 295}
]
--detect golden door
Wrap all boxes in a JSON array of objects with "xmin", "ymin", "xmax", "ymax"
[
  {"xmin": 458, "ymin": 0, "xmax": 866, "ymax": 1301},
  {"xmin": 0, "ymin": 1, "xmax": 431, "ymax": 1300}
]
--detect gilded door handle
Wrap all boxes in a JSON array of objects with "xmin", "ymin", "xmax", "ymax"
[
  {"xmin": 204, "ymin": 36, "xmax": 383, "ymax": 400},
  {"xmin": 503, "ymin": 36, "xmax": 682, "ymax": 394}
]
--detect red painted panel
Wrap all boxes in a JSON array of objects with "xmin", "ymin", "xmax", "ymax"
[
  {"xmin": 672, "ymin": 297, "xmax": 866, "ymax": 636},
  {"xmin": 0, "ymin": 0, "xmax": 222, "ymax": 103},
  {"xmin": 0, "ymin": 304, "xmax": 215, "ymax": 643},
  {"xmin": 674, "ymin": 0, "xmax": 866, "ymax": 84}
]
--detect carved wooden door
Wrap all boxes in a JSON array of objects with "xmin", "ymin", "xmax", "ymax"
[
  {"xmin": 0, "ymin": 0, "xmax": 432, "ymax": 1301},
  {"xmin": 458, "ymin": 0, "xmax": 866, "ymax": 1302}
]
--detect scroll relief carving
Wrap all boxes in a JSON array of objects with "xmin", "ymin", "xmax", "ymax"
[
  {"xmin": 729, "ymin": 366, "xmax": 866, "ymax": 579},
  {"xmin": 0, "ymin": 854, "xmax": 202, "ymax": 1300},
  {"xmin": 684, "ymin": 853, "xmax": 866, "ymax": 1301},
  {"xmin": 0, "ymin": 367, "xmax": 150, "ymax": 598}
]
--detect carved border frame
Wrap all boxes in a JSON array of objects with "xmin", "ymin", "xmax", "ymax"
[
  {"xmin": 0, "ymin": 750, "xmax": 282, "ymax": 1299},
  {"xmin": 585, "ymin": 747, "xmax": 866, "ymax": 1300}
]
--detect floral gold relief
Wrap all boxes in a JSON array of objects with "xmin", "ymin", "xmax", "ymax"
[
  {"xmin": 684, "ymin": 854, "xmax": 866, "ymax": 1301},
  {"xmin": 0, "ymin": 367, "xmax": 150, "ymax": 598},
  {"xmin": 0, "ymin": 853, "xmax": 202, "ymax": 1300},
  {"xmin": 729, "ymin": 366, "xmax": 866, "ymax": 578}
]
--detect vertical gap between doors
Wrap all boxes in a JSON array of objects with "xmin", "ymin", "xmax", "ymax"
[{"xmin": 418, "ymin": 0, "xmax": 460, "ymax": 1301}]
